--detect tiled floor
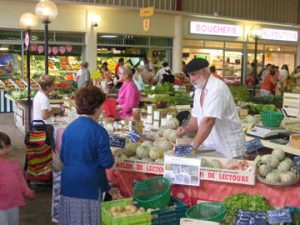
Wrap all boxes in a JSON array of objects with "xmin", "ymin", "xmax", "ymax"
[{"xmin": 0, "ymin": 113, "xmax": 55, "ymax": 225}]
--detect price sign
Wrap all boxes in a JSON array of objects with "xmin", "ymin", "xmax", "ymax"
[
  {"xmin": 268, "ymin": 209, "xmax": 292, "ymax": 224},
  {"xmin": 128, "ymin": 129, "xmax": 141, "ymax": 143},
  {"xmin": 174, "ymin": 145, "xmax": 193, "ymax": 156},
  {"xmin": 293, "ymin": 156, "xmax": 300, "ymax": 175},
  {"xmin": 236, "ymin": 210, "xmax": 267, "ymax": 225},
  {"xmin": 245, "ymin": 139, "xmax": 264, "ymax": 153},
  {"xmin": 109, "ymin": 134, "xmax": 126, "ymax": 148}
]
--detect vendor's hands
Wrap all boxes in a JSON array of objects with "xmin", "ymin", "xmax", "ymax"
[
  {"xmin": 176, "ymin": 126, "xmax": 185, "ymax": 137},
  {"xmin": 116, "ymin": 105, "xmax": 122, "ymax": 110}
]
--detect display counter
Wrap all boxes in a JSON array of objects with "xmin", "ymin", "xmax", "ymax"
[
  {"xmin": 106, "ymin": 169, "xmax": 300, "ymax": 208},
  {"xmin": 51, "ymin": 125, "xmax": 300, "ymax": 223}
]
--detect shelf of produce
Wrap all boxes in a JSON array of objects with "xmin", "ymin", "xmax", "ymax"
[{"xmin": 245, "ymin": 135, "xmax": 300, "ymax": 156}]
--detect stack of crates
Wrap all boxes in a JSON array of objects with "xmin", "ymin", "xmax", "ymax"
[{"xmin": 151, "ymin": 197, "xmax": 187, "ymax": 225}]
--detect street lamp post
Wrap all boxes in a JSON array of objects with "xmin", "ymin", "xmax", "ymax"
[
  {"xmin": 35, "ymin": 0, "xmax": 58, "ymax": 75},
  {"xmin": 20, "ymin": 13, "xmax": 38, "ymax": 130},
  {"xmin": 249, "ymin": 27, "xmax": 262, "ymax": 96}
]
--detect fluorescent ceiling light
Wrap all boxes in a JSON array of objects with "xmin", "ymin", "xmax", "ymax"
[
  {"xmin": 0, "ymin": 47, "xmax": 9, "ymax": 51},
  {"xmin": 101, "ymin": 35, "xmax": 118, "ymax": 38}
]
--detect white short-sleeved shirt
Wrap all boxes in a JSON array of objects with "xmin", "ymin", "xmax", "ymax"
[
  {"xmin": 155, "ymin": 66, "xmax": 172, "ymax": 84},
  {"xmin": 33, "ymin": 91, "xmax": 51, "ymax": 121},
  {"xmin": 191, "ymin": 75, "xmax": 246, "ymax": 158}
]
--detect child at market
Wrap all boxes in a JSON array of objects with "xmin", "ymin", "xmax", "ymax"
[{"xmin": 0, "ymin": 131, "xmax": 35, "ymax": 225}]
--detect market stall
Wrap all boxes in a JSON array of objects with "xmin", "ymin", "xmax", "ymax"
[{"xmin": 48, "ymin": 81, "xmax": 300, "ymax": 224}]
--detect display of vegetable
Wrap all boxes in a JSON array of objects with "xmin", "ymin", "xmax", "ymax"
[
  {"xmin": 172, "ymin": 93, "xmax": 191, "ymax": 105},
  {"xmin": 229, "ymin": 85, "xmax": 252, "ymax": 103},
  {"xmin": 144, "ymin": 82, "xmax": 175, "ymax": 95},
  {"xmin": 10, "ymin": 89, "xmax": 36, "ymax": 100},
  {"xmin": 243, "ymin": 102, "xmax": 279, "ymax": 114},
  {"xmin": 221, "ymin": 193, "xmax": 272, "ymax": 225}
]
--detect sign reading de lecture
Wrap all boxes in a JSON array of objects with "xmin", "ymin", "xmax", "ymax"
[
  {"xmin": 261, "ymin": 28, "xmax": 298, "ymax": 42},
  {"xmin": 190, "ymin": 21, "xmax": 243, "ymax": 37}
]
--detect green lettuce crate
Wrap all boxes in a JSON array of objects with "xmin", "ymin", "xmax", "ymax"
[
  {"xmin": 151, "ymin": 197, "xmax": 187, "ymax": 225},
  {"xmin": 101, "ymin": 198, "xmax": 152, "ymax": 225}
]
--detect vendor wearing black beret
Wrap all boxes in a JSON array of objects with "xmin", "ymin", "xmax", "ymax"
[{"xmin": 176, "ymin": 58, "xmax": 246, "ymax": 158}]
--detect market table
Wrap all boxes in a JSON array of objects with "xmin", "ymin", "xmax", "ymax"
[
  {"xmin": 52, "ymin": 126, "xmax": 300, "ymax": 223},
  {"xmin": 106, "ymin": 168, "xmax": 300, "ymax": 208}
]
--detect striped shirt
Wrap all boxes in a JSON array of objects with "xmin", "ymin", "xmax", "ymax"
[{"xmin": 192, "ymin": 75, "xmax": 246, "ymax": 158}]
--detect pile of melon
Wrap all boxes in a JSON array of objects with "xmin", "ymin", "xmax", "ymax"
[
  {"xmin": 156, "ymin": 118, "xmax": 180, "ymax": 144},
  {"xmin": 109, "ymin": 203, "xmax": 156, "ymax": 217},
  {"xmin": 256, "ymin": 149, "xmax": 299, "ymax": 185},
  {"xmin": 116, "ymin": 138, "xmax": 174, "ymax": 163},
  {"xmin": 115, "ymin": 118, "xmax": 180, "ymax": 162}
]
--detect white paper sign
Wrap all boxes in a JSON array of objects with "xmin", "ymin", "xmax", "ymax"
[
  {"xmin": 190, "ymin": 21, "xmax": 243, "ymax": 37},
  {"xmin": 164, "ymin": 155, "xmax": 201, "ymax": 186}
]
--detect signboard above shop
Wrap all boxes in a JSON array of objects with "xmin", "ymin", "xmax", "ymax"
[
  {"xmin": 261, "ymin": 28, "xmax": 298, "ymax": 42},
  {"xmin": 190, "ymin": 21, "xmax": 243, "ymax": 37}
]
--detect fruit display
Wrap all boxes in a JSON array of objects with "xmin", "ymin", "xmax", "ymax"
[
  {"xmin": 256, "ymin": 149, "xmax": 299, "ymax": 185},
  {"xmin": 0, "ymin": 80, "xmax": 5, "ymax": 89},
  {"xmin": 54, "ymin": 81, "xmax": 74, "ymax": 92},
  {"xmin": 14, "ymin": 79, "xmax": 26, "ymax": 89},
  {"xmin": 2, "ymin": 79, "xmax": 15, "ymax": 90},
  {"xmin": 28, "ymin": 79, "xmax": 40, "ymax": 89}
]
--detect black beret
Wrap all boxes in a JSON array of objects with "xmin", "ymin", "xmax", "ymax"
[{"xmin": 183, "ymin": 58, "xmax": 209, "ymax": 75}]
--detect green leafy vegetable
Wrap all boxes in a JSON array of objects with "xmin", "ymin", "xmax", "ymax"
[
  {"xmin": 229, "ymin": 85, "xmax": 252, "ymax": 102},
  {"xmin": 221, "ymin": 193, "xmax": 272, "ymax": 225}
]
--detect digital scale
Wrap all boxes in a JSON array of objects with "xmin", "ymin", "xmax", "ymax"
[{"xmin": 246, "ymin": 125, "xmax": 289, "ymax": 140}]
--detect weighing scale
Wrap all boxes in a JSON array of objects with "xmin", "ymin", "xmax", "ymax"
[{"xmin": 246, "ymin": 125, "xmax": 289, "ymax": 140}]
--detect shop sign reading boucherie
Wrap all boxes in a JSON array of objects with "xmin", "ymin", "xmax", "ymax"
[
  {"xmin": 190, "ymin": 21, "xmax": 243, "ymax": 37},
  {"xmin": 114, "ymin": 156, "xmax": 256, "ymax": 185}
]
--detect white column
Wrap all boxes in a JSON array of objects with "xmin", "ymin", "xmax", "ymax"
[
  {"xmin": 84, "ymin": 11, "xmax": 98, "ymax": 71},
  {"xmin": 172, "ymin": 15, "xmax": 183, "ymax": 74},
  {"xmin": 296, "ymin": 44, "xmax": 300, "ymax": 67}
]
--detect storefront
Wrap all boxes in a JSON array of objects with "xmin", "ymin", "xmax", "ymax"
[
  {"xmin": 97, "ymin": 33, "xmax": 173, "ymax": 72},
  {"xmin": 0, "ymin": 28, "xmax": 85, "ymax": 79},
  {"xmin": 183, "ymin": 19, "xmax": 299, "ymax": 84}
]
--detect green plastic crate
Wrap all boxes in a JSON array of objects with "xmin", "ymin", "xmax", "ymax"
[
  {"xmin": 260, "ymin": 111, "xmax": 283, "ymax": 128},
  {"xmin": 151, "ymin": 197, "xmax": 187, "ymax": 225},
  {"xmin": 101, "ymin": 198, "xmax": 152, "ymax": 225},
  {"xmin": 133, "ymin": 176, "xmax": 171, "ymax": 210},
  {"xmin": 186, "ymin": 202, "xmax": 227, "ymax": 222}
]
